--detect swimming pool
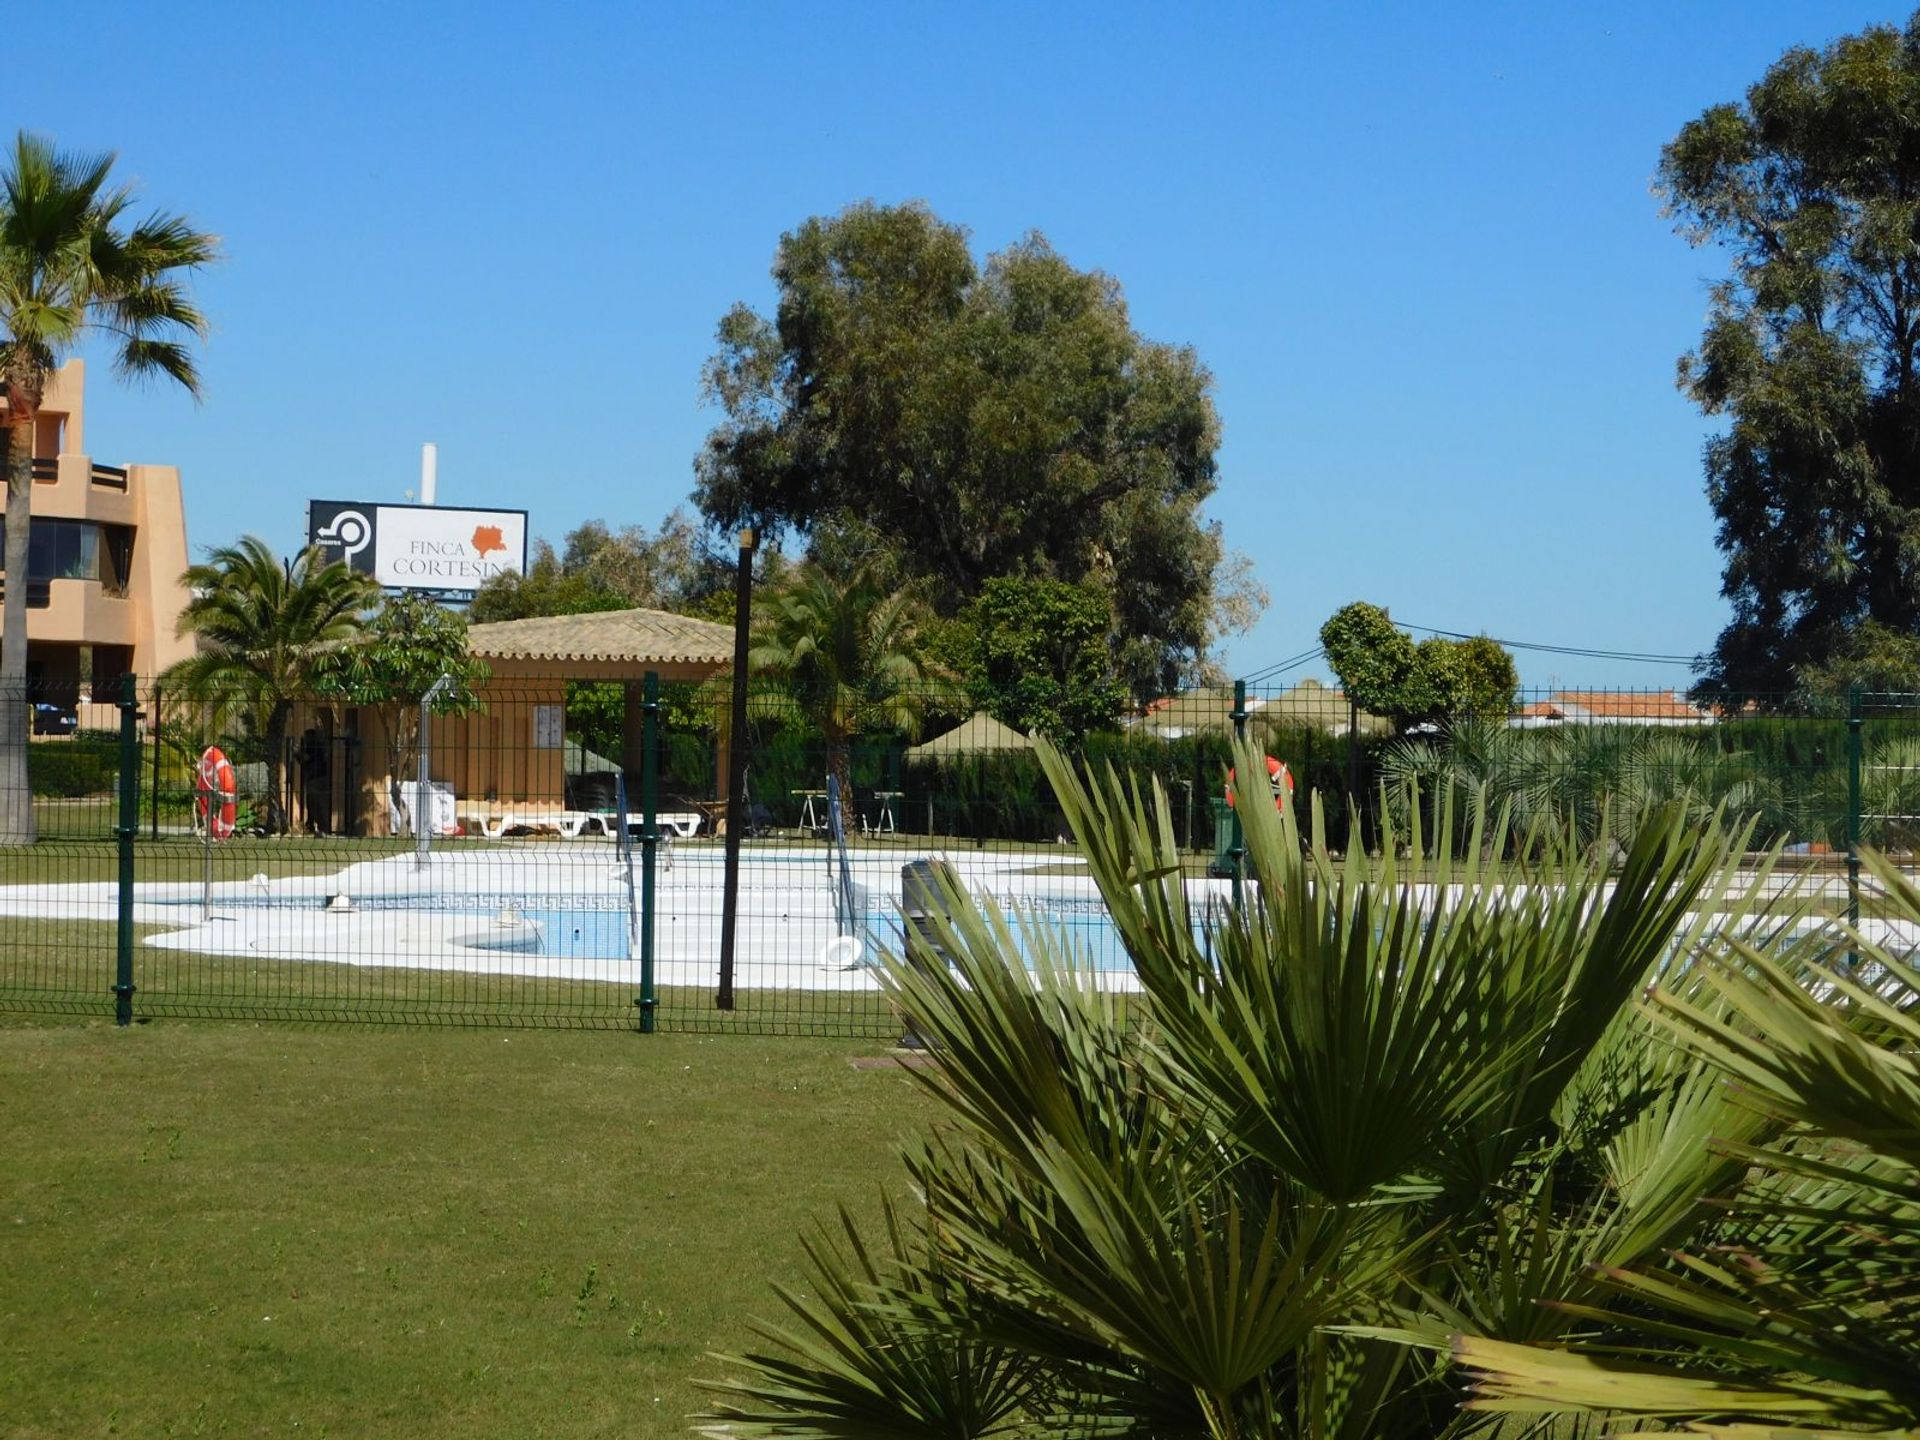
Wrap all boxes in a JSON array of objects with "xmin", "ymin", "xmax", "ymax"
[
  {"xmin": 0, "ymin": 846, "xmax": 1186, "ymax": 993},
  {"xmin": 141, "ymin": 892, "xmax": 640, "ymax": 963}
]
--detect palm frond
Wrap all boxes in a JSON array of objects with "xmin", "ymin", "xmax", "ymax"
[{"xmin": 696, "ymin": 1198, "xmax": 1042, "ymax": 1440}]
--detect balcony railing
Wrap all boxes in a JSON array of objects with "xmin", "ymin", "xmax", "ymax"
[
  {"xmin": 0, "ymin": 578, "xmax": 53, "ymax": 608},
  {"xmin": 21, "ymin": 458, "xmax": 131, "ymax": 489}
]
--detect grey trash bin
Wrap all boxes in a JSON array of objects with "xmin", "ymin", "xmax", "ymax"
[{"xmin": 897, "ymin": 858, "xmax": 958, "ymax": 1049}]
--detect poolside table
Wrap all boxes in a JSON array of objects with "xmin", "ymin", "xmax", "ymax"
[
  {"xmin": 863, "ymin": 791, "xmax": 901, "ymax": 834},
  {"xmin": 792, "ymin": 789, "xmax": 828, "ymax": 833}
]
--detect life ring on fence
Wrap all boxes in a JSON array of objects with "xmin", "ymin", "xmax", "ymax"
[
  {"xmin": 1226, "ymin": 755, "xmax": 1293, "ymax": 813},
  {"xmin": 196, "ymin": 746, "xmax": 238, "ymax": 841}
]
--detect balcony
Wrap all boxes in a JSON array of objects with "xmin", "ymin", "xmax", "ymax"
[
  {"xmin": 3, "ymin": 574, "xmax": 134, "ymax": 643},
  {"xmin": 29, "ymin": 457, "xmax": 126, "ymax": 489},
  {"xmin": 0, "ymin": 578, "xmax": 51, "ymax": 609}
]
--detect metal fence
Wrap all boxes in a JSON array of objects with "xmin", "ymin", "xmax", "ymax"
[{"xmin": 0, "ymin": 674, "xmax": 1908, "ymax": 1035}]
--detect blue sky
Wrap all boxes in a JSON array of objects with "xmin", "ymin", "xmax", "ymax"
[{"xmin": 18, "ymin": 1, "xmax": 1904, "ymax": 690}]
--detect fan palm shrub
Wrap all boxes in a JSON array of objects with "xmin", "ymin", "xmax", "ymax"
[
  {"xmin": 698, "ymin": 737, "xmax": 1803, "ymax": 1440},
  {"xmin": 1817, "ymin": 734, "xmax": 1920, "ymax": 853},
  {"xmin": 1452, "ymin": 843, "xmax": 1920, "ymax": 1434},
  {"xmin": 1383, "ymin": 722, "xmax": 1786, "ymax": 857}
]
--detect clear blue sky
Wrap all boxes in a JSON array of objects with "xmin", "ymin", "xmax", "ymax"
[{"xmin": 18, "ymin": 1, "xmax": 1904, "ymax": 690}]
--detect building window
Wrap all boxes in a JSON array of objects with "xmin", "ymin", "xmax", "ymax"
[
  {"xmin": 0, "ymin": 518, "xmax": 131, "ymax": 594},
  {"xmin": 100, "ymin": 525, "xmax": 133, "ymax": 596}
]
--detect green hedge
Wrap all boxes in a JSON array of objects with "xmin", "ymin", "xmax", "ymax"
[{"xmin": 29, "ymin": 740, "xmax": 119, "ymax": 797}]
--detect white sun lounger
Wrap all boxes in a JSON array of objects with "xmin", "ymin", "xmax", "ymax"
[
  {"xmin": 459, "ymin": 808, "xmax": 604, "ymax": 839},
  {"xmin": 589, "ymin": 811, "xmax": 703, "ymax": 839}
]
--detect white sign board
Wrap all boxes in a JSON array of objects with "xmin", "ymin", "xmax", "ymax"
[{"xmin": 307, "ymin": 500, "xmax": 528, "ymax": 600}]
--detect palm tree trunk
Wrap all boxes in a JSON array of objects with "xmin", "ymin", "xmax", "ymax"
[
  {"xmin": 827, "ymin": 737, "xmax": 853, "ymax": 827},
  {"xmin": 265, "ymin": 702, "xmax": 291, "ymax": 836},
  {"xmin": 0, "ymin": 412, "xmax": 38, "ymax": 846}
]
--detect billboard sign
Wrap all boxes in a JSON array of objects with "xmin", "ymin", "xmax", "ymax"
[{"xmin": 307, "ymin": 500, "xmax": 527, "ymax": 600}]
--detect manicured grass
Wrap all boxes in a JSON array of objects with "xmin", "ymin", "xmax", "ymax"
[
  {"xmin": 0, "ymin": 1017, "xmax": 935, "ymax": 1438},
  {"xmin": 0, "ymin": 915, "xmax": 900, "ymax": 1039}
]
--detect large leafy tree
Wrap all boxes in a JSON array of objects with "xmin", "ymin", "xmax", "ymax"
[
  {"xmin": 0, "ymin": 132, "xmax": 216, "ymax": 844},
  {"xmin": 697, "ymin": 201, "xmax": 1256, "ymax": 697},
  {"xmin": 952, "ymin": 576, "xmax": 1125, "ymax": 744},
  {"xmin": 1665, "ymin": 14, "xmax": 1920, "ymax": 700},
  {"xmin": 698, "ymin": 747, "xmax": 1789, "ymax": 1440},
  {"xmin": 748, "ymin": 556, "xmax": 956, "ymax": 801},
  {"xmin": 1319, "ymin": 601, "xmax": 1517, "ymax": 731},
  {"xmin": 165, "ymin": 538, "xmax": 376, "ymax": 834}
]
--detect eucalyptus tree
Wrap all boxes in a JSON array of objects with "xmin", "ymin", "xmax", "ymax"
[
  {"xmin": 698, "ymin": 740, "xmax": 1797, "ymax": 1440},
  {"xmin": 697, "ymin": 200, "xmax": 1261, "ymax": 697},
  {"xmin": 1665, "ymin": 12, "xmax": 1920, "ymax": 699},
  {"xmin": 0, "ymin": 132, "xmax": 216, "ymax": 844},
  {"xmin": 165, "ymin": 538, "xmax": 376, "ymax": 834}
]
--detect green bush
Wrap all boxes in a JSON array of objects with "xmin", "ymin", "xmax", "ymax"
[{"xmin": 29, "ymin": 742, "xmax": 117, "ymax": 797}]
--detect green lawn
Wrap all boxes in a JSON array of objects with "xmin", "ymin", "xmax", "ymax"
[{"xmin": 0, "ymin": 1017, "xmax": 935, "ymax": 1438}]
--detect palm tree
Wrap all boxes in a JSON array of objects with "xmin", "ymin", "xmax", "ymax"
[
  {"xmin": 165, "ymin": 538, "xmax": 375, "ymax": 834},
  {"xmin": 1453, "ymin": 844, "xmax": 1920, "ymax": 1433},
  {"xmin": 698, "ymin": 740, "xmax": 1800, "ymax": 1440},
  {"xmin": 1383, "ymin": 721, "xmax": 1786, "ymax": 854},
  {"xmin": 0, "ymin": 132, "xmax": 216, "ymax": 845},
  {"xmin": 748, "ymin": 557, "xmax": 955, "ymax": 804}
]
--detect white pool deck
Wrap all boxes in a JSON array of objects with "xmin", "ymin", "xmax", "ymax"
[{"xmin": 0, "ymin": 843, "xmax": 1173, "ymax": 994}]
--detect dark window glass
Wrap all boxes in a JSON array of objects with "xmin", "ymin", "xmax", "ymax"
[
  {"xmin": 0, "ymin": 518, "xmax": 114, "ymax": 587},
  {"xmin": 100, "ymin": 525, "xmax": 133, "ymax": 595}
]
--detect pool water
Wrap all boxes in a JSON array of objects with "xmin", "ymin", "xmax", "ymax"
[
  {"xmin": 151, "ymin": 887, "xmax": 1170, "ymax": 972},
  {"xmin": 518, "ymin": 907, "xmax": 634, "ymax": 960}
]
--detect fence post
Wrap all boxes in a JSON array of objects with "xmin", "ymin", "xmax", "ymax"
[
  {"xmin": 1230, "ymin": 679, "xmax": 1247, "ymax": 913},
  {"xmin": 638, "ymin": 670, "xmax": 659, "ymax": 1033},
  {"xmin": 114, "ymin": 673, "xmax": 139, "ymax": 1026},
  {"xmin": 1847, "ymin": 684, "xmax": 1862, "ymax": 932},
  {"xmin": 149, "ymin": 680, "xmax": 162, "ymax": 841}
]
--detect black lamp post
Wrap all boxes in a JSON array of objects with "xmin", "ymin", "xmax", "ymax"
[{"xmin": 716, "ymin": 528, "xmax": 755, "ymax": 1011}]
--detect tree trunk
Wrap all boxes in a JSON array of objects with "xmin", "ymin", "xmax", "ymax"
[
  {"xmin": 0, "ymin": 404, "xmax": 39, "ymax": 846},
  {"xmin": 264, "ymin": 702, "xmax": 291, "ymax": 835},
  {"xmin": 826, "ymin": 737, "xmax": 853, "ymax": 832}
]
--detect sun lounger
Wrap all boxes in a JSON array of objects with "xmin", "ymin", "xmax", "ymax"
[
  {"xmin": 458, "ymin": 808, "xmax": 593, "ymax": 839},
  {"xmin": 589, "ymin": 811, "xmax": 702, "ymax": 839}
]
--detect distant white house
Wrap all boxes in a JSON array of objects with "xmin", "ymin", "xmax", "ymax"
[{"xmin": 1510, "ymin": 691, "xmax": 1713, "ymax": 729}]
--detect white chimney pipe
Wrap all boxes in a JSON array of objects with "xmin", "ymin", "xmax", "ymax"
[{"xmin": 421, "ymin": 443, "xmax": 438, "ymax": 506}]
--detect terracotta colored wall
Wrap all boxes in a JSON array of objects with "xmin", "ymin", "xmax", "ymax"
[{"xmin": 1, "ymin": 360, "xmax": 193, "ymax": 685}]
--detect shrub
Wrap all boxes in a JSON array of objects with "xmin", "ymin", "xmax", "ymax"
[{"xmin": 29, "ymin": 743, "xmax": 116, "ymax": 797}]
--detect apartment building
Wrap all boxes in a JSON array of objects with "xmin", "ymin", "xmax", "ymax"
[{"xmin": 1, "ymin": 360, "xmax": 194, "ymax": 705}]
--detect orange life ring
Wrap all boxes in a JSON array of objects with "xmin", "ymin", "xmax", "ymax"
[
  {"xmin": 196, "ymin": 746, "xmax": 238, "ymax": 841},
  {"xmin": 1226, "ymin": 755, "xmax": 1293, "ymax": 813}
]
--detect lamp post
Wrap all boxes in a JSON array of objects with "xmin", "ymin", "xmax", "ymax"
[{"xmin": 717, "ymin": 528, "xmax": 755, "ymax": 1011}]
